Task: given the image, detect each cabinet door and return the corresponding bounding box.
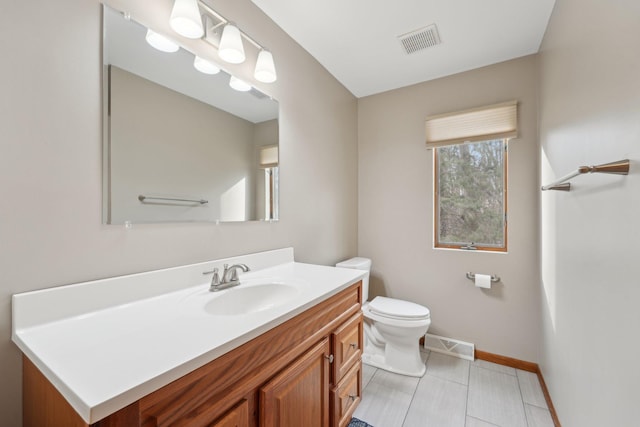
[260,338,331,427]
[331,312,363,383]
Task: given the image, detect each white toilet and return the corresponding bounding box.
[336,257,431,377]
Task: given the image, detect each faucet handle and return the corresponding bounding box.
[203,267,221,287]
[229,267,241,282]
[211,268,221,285]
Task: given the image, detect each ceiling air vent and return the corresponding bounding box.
[398,24,441,54]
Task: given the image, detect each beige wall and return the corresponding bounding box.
[538,0,640,425]
[358,55,540,362]
[0,0,357,424]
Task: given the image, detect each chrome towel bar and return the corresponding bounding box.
[466,272,500,283]
[541,159,629,191]
[138,195,208,204]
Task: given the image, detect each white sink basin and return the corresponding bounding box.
[180,278,307,316]
[204,283,300,316]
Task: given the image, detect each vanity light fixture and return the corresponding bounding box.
[170,0,204,39]
[254,49,277,83]
[229,75,252,92]
[193,56,221,74]
[165,0,278,83]
[145,29,180,53]
[218,23,246,64]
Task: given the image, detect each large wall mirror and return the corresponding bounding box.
[102,5,279,224]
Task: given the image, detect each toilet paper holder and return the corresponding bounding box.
[466,272,500,283]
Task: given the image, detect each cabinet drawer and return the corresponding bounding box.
[147,397,251,427]
[331,361,362,427]
[210,400,249,427]
[331,312,363,383]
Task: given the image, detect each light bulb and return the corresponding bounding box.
[145,29,179,53]
[218,24,245,64]
[170,0,204,39]
[254,49,277,83]
[194,56,221,74]
[229,76,251,92]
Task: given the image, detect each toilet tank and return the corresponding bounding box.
[336,257,371,302]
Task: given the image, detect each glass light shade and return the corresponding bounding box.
[170,0,204,39]
[145,29,179,53]
[193,56,221,74]
[229,76,252,92]
[254,49,277,83]
[218,24,245,64]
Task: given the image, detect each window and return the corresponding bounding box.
[434,139,507,251]
[426,100,516,252]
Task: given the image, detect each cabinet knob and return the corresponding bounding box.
[325,354,334,364]
[349,343,358,349]
[348,394,357,401]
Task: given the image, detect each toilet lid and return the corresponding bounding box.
[368,296,430,320]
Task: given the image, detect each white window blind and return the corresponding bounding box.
[425,100,518,148]
[259,145,278,168]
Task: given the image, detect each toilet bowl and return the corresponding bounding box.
[336,258,431,377]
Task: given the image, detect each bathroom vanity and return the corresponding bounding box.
[13,249,365,426]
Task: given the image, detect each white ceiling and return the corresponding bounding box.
[251,0,556,98]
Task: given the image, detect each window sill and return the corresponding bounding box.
[433,246,508,254]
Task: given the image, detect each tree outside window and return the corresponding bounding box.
[435,139,507,251]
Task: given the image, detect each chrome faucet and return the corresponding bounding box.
[205,263,250,292]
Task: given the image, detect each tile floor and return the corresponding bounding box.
[353,350,555,427]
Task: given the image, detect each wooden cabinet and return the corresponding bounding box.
[23,281,363,427]
[258,311,363,427]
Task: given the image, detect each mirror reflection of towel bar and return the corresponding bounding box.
[138,195,208,205]
[466,272,500,283]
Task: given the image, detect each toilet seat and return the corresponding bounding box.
[367,296,430,321]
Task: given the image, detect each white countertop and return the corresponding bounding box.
[12,249,365,423]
